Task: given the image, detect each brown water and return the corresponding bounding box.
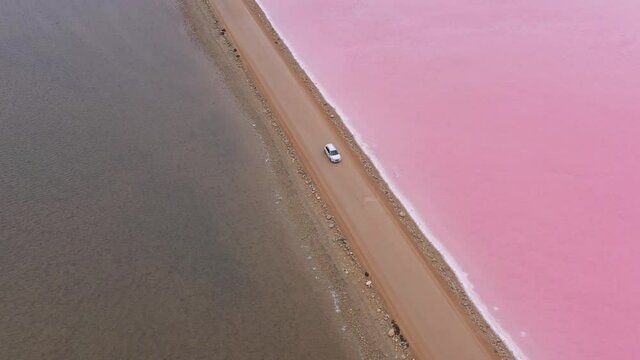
[0,0,360,358]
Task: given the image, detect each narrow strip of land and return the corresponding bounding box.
[208,1,497,358]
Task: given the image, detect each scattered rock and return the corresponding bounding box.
[325,214,332,220]
[388,328,396,337]
[365,280,372,287]
[330,114,335,118]
[392,322,401,335]
[399,211,406,217]
[328,223,335,229]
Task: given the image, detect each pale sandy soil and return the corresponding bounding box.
[185,0,516,359]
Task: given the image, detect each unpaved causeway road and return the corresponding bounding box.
[208,0,499,359]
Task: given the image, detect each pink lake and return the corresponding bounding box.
[256,0,640,359]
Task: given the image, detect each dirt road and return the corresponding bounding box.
[208,1,499,358]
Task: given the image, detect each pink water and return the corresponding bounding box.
[256,0,640,358]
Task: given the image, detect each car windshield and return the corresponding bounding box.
[329,149,339,155]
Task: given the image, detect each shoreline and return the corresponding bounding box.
[249,1,524,358]
[205,0,516,358]
[179,1,409,358]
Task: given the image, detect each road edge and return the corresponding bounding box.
[210,0,517,358]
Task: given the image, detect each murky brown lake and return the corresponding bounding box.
[0,0,361,358]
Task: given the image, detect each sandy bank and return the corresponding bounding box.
[205,0,515,358]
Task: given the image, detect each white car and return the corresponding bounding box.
[324,143,342,163]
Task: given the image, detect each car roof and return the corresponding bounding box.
[325,143,337,151]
